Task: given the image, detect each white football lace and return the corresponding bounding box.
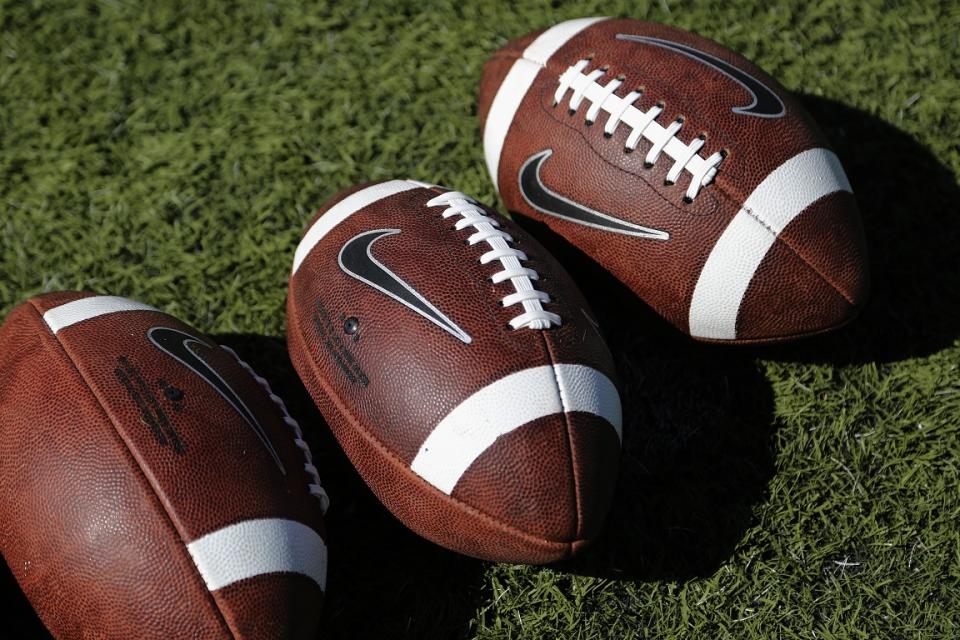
[555,59,726,201]
[425,191,562,331]
[221,345,330,514]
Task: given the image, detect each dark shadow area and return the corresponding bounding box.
[516,96,958,579]
[213,333,484,640]
[517,218,777,582]
[758,95,959,365]
[1,557,49,639]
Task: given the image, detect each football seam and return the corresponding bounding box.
[288,311,588,553]
[490,49,858,311]
[540,332,584,544]
[530,81,724,218]
[490,48,726,227]
[25,299,237,640]
[691,307,862,345]
[491,46,732,195]
[492,23,781,183]
[535,57,730,166]
[736,197,860,307]
[219,345,330,514]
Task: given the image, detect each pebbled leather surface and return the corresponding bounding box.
[480,18,869,342]
[0,292,326,639]
[287,182,621,563]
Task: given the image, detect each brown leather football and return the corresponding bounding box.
[0,292,328,639]
[287,180,622,564]
[480,17,870,343]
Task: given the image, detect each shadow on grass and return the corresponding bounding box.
[522,96,959,580]
[516,218,777,582]
[758,95,960,365]
[213,333,484,640]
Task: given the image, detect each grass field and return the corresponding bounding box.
[2,0,959,638]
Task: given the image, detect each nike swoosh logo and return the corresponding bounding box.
[338,229,472,344]
[147,327,286,473]
[616,34,786,118]
[519,149,670,240]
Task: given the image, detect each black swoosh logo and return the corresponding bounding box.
[616,34,786,118]
[338,229,472,344]
[519,149,670,240]
[147,327,285,473]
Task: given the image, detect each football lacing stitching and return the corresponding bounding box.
[555,59,725,201]
[221,345,330,514]
[425,191,562,331]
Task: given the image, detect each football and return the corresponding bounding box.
[287,180,622,564]
[0,292,328,639]
[480,17,870,343]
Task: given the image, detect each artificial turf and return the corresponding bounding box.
[1,0,958,638]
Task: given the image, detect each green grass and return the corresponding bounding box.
[2,0,959,638]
